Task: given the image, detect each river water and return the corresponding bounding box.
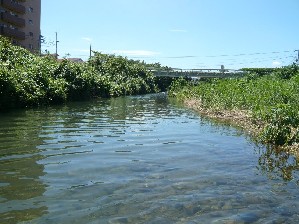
[0,94,298,223]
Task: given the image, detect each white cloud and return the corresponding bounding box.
[169,29,187,33]
[112,50,160,57]
[272,61,281,67]
[82,37,92,42]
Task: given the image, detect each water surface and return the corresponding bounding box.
[0,94,298,223]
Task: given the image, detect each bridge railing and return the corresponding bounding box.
[148,67,245,78]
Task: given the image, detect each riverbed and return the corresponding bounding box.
[0,94,298,223]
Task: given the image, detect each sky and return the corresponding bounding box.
[41,0,299,69]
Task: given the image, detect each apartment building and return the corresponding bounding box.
[0,0,41,53]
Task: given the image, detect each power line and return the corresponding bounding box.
[126,50,296,68]
[53,48,297,68]
[161,50,293,59]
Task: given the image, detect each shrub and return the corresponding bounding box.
[169,64,299,147]
[0,36,166,111]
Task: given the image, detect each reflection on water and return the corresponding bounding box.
[256,145,299,182]
[0,94,299,223]
[0,110,48,223]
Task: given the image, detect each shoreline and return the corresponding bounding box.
[183,98,299,158]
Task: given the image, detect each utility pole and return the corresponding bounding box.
[55,32,59,59]
[295,50,299,64]
[38,34,41,56]
[89,44,92,59]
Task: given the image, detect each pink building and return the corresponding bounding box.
[0,0,41,53]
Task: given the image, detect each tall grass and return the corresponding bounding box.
[169,65,299,147]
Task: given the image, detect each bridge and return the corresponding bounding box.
[149,66,245,79]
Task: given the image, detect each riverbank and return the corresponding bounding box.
[183,98,299,157]
[169,66,299,157]
[184,98,259,134]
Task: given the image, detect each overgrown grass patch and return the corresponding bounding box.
[169,64,299,149]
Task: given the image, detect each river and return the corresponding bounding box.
[0,94,298,223]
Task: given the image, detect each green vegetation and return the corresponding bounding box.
[169,64,299,149]
[0,36,174,111]
[3,35,298,150]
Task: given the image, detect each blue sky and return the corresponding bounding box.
[41,0,299,69]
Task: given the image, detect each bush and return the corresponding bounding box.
[169,64,299,147]
[0,36,166,111]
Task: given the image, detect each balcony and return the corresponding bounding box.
[1,12,25,27]
[1,0,26,14]
[0,26,25,40]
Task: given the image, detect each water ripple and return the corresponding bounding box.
[0,94,299,223]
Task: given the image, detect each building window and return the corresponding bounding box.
[28,7,34,13]
[29,19,33,25]
[29,32,33,37]
[29,44,33,49]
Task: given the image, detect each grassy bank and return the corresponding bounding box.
[0,36,175,111]
[169,65,299,153]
